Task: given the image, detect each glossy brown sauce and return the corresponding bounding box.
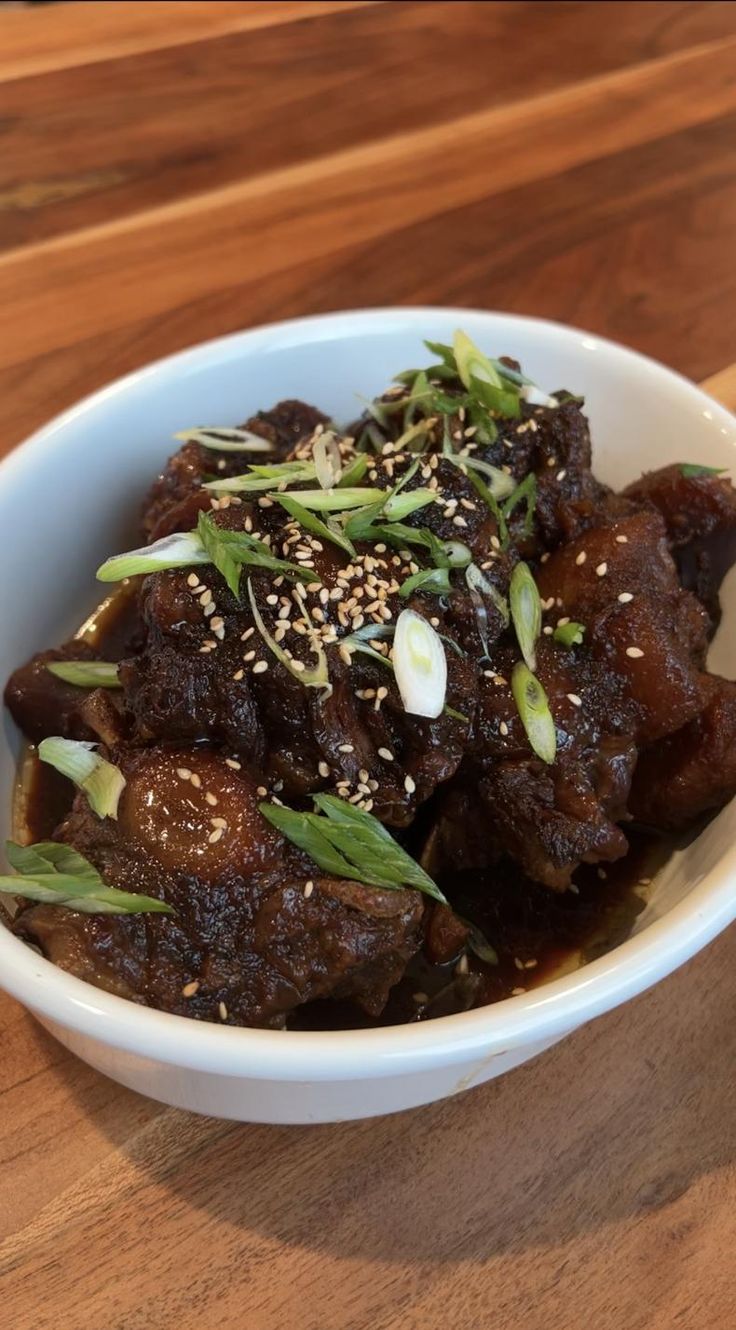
[18,588,672,1028]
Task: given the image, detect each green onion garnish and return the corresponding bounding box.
[399,567,453,599]
[313,431,343,489]
[260,794,447,903]
[511,662,556,765]
[173,427,275,453]
[196,512,316,597]
[455,455,516,499]
[268,486,386,512]
[246,579,330,693]
[0,841,173,915]
[442,540,472,568]
[204,460,316,493]
[338,453,369,487]
[393,608,447,718]
[553,621,585,648]
[97,531,209,582]
[463,467,509,547]
[502,472,537,535]
[680,463,727,478]
[37,737,126,819]
[510,562,541,671]
[46,661,121,688]
[271,492,356,558]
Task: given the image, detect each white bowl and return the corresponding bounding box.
[1,308,735,1124]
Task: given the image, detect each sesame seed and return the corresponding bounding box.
[252,660,269,674]
[567,693,583,707]
[218,1001,228,1021]
[413,991,429,1004]
[210,615,224,631]
[338,743,354,753]
[546,456,556,468]
[187,573,199,588]
[543,625,553,635]
[204,603,215,617]
[452,515,468,528]
[304,880,314,898]
[266,594,278,606]
[339,644,353,666]
[556,469,567,481]
[626,646,644,658]
[205,791,218,806]
[290,659,306,672]
[199,590,213,607]
[513,956,525,971]
[210,816,227,829]
[490,535,501,551]
[524,959,538,970]
[208,827,224,844]
[182,980,200,998]
[225,758,241,770]
[243,650,256,662]
[358,768,370,783]
[575,551,587,566]
[511,987,526,996]
[258,497,273,508]
[615,534,629,543]
[318,761,330,778]
[176,767,192,781]
[257,786,268,797]
[597,867,608,880]
[618,592,634,603]
[595,562,608,577]
[404,775,416,794]
[639,876,652,886]
[190,774,202,789]
[499,721,509,736]
[540,551,550,563]
[241,627,254,641]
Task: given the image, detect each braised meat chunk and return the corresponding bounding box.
[14,747,423,1026]
[5,333,736,1029]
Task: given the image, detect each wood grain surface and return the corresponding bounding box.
[0,4,735,1328]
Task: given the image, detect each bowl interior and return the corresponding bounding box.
[1,308,735,1011]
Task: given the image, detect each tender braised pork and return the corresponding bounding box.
[629,676,736,831]
[142,400,329,541]
[536,507,711,743]
[13,747,423,1026]
[623,464,736,623]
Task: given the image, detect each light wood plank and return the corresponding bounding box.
[3,1,735,250]
[0,35,734,374]
[700,362,736,412]
[0,1,376,83]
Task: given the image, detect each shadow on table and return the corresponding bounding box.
[52,924,736,1266]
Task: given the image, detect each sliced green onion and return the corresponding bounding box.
[453,330,504,392]
[553,621,585,648]
[383,487,436,521]
[463,467,509,547]
[399,567,452,599]
[456,455,516,499]
[520,385,558,408]
[442,540,472,568]
[38,737,126,819]
[313,431,343,489]
[511,662,556,765]
[197,511,315,594]
[173,426,274,452]
[46,661,121,689]
[392,418,436,453]
[510,561,541,671]
[97,531,208,582]
[502,472,537,535]
[271,492,356,557]
[1,841,172,915]
[204,461,316,493]
[271,486,385,512]
[247,579,330,693]
[680,463,727,478]
[466,563,510,626]
[393,608,447,719]
[338,453,369,487]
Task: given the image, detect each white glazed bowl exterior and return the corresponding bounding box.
[0,309,734,1123]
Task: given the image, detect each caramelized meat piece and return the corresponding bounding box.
[122,504,479,826]
[14,747,423,1026]
[629,676,736,830]
[468,641,637,889]
[141,399,328,540]
[536,508,710,742]
[5,641,103,744]
[623,464,736,621]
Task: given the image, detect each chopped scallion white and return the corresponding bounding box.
[97,531,207,582]
[393,608,447,719]
[38,737,126,819]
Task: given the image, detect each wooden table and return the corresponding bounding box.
[1,3,736,1326]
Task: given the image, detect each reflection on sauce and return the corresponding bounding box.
[16,588,679,1030]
